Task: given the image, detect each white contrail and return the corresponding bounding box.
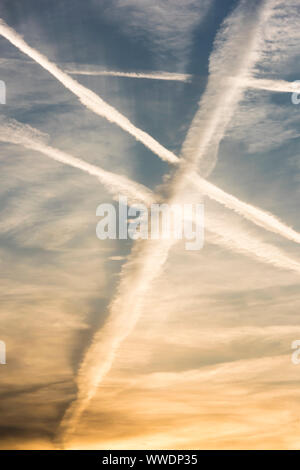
[67,69,192,82]
[180,0,274,177]
[205,214,300,275]
[0,120,154,206]
[0,18,178,165]
[191,174,300,244]
[68,68,300,92]
[58,236,177,443]
[247,77,300,94]
[1,16,299,246]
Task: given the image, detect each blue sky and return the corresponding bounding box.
[0,0,300,450]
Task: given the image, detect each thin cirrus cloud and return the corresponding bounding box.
[0,119,154,206]
[100,0,212,66]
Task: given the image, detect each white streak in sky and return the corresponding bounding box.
[191,175,300,244]
[67,69,192,82]
[247,78,300,94]
[67,68,300,92]
[0,120,154,206]
[180,0,274,177]
[59,236,177,443]
[205,214,300,275]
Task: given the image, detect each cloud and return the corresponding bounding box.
[100,0,212,67]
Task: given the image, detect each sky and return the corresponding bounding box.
[0,0,300,450]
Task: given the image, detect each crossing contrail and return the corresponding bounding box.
[0,16,299,246]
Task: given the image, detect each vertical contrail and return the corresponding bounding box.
[180,0,273,177]
[58,236,177,443]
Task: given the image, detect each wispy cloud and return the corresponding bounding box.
[0,119,154,206]
[100,0,212,67]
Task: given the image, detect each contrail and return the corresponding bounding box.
[0,120,154,206]
[247,77,300,94]
[68,67,300,92]
[67,69,192,82]
[191,174,300,244]
[58,236,177,443]
[1,16,299,246]
[205,214,300,275]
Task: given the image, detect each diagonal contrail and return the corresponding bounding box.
[1,17,299,246]
[0,119,154,206]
